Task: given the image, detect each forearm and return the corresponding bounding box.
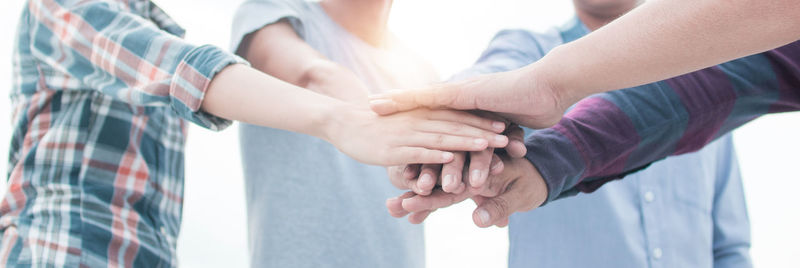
[241,21,368,102]
[202,64,343,140]
[529,43,800,202]
[527,0,800,105]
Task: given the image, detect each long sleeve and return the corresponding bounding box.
[450,29,555,81]
[709,138,753,268]
[27,0,245,129]
[528,41,800,203]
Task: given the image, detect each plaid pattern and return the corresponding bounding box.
[2,0,243,266]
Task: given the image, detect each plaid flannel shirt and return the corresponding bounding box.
[2,0,243,267]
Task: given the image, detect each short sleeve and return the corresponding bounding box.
[230,0,309,53]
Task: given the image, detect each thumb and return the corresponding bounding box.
[472,194,513,228]
[369,83,474,115]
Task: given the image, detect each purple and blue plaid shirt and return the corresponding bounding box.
[528,37,800,203]
[2,0,242,266]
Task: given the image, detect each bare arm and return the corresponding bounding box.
[534,0,800,104]
[238,20,369,102]
[369,0,800,128]
[201,64,510,166]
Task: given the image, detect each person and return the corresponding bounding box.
[396,1,753,267]
[228,0,455,266]
[1,0,510,266]
[386,5,800,229]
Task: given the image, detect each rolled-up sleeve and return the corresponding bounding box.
[28,0,245,130]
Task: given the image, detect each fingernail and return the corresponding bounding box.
[492,121,506,131]
[494,135,508,144]
[470,170,481,185]
[442,152,454,161]
[420,173,433,186]
[474,138,488,145]
[477,208,491,225]
[443,174,454,188]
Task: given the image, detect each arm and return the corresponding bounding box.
[709,138,753,268]
[32,0,508,166]
[534,0,800,102]
[390,42,800,220]
[528,43,800,203]
[237,20,369,102]
[369,0,800,129]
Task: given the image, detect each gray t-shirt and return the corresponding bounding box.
[231,1,434,267]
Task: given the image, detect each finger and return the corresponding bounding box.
[467,149,494,193]
[403,164,421,180]
[505,125,528,158]
[389,165,426,194]
[406,133,493,152]
[386,192,416,217]
[426,110,507,134]
[489,154,505,176]
[413,121,508,148]
[496,217,510,228]
[385,147,455,165]
[472,180,531,228]
[408,209,435,224]
[441,152,467,193]
[369,83,471,115]
[415,164,441,195]
[402,188,472,213]
[388,166,411,190]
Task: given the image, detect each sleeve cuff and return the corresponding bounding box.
[169,44,248,131]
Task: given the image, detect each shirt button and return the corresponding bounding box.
[160,226,167,235]
[644,191,655,203]
[653,248,663,259]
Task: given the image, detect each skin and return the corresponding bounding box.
[387,155,548,227]
[387,0,717,226]
[204,0,514,166]
[369,0,800,129]
[201,64,509,166]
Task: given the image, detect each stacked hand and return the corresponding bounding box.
[368,66,574,129]
[368,67,562,226]
[383,123,548,227]
[386,146,548,227]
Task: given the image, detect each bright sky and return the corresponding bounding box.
[0,1,797,267]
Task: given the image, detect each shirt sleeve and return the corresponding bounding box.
[708,136,753,268]
[230,0,306,53]
[528,41,800,204]
[450,29,549,81]
[27,0,245,130]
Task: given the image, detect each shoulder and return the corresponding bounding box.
[487,28,563,55]
[231,0,316,51]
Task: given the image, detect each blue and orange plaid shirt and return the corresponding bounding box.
[2,0,243,266]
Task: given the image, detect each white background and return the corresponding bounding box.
[0,1,798,267]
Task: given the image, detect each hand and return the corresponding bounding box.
[387,125,527,196]
[326,105,510,166]
[387,155,548,227]
[368,67,571,129]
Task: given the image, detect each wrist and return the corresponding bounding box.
[313,101,357,144]
[525,46,584,110]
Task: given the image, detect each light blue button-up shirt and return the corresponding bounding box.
[456,17,752,268]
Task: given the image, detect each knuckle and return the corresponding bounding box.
[491,197,511,218]
[433,134,447,145]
